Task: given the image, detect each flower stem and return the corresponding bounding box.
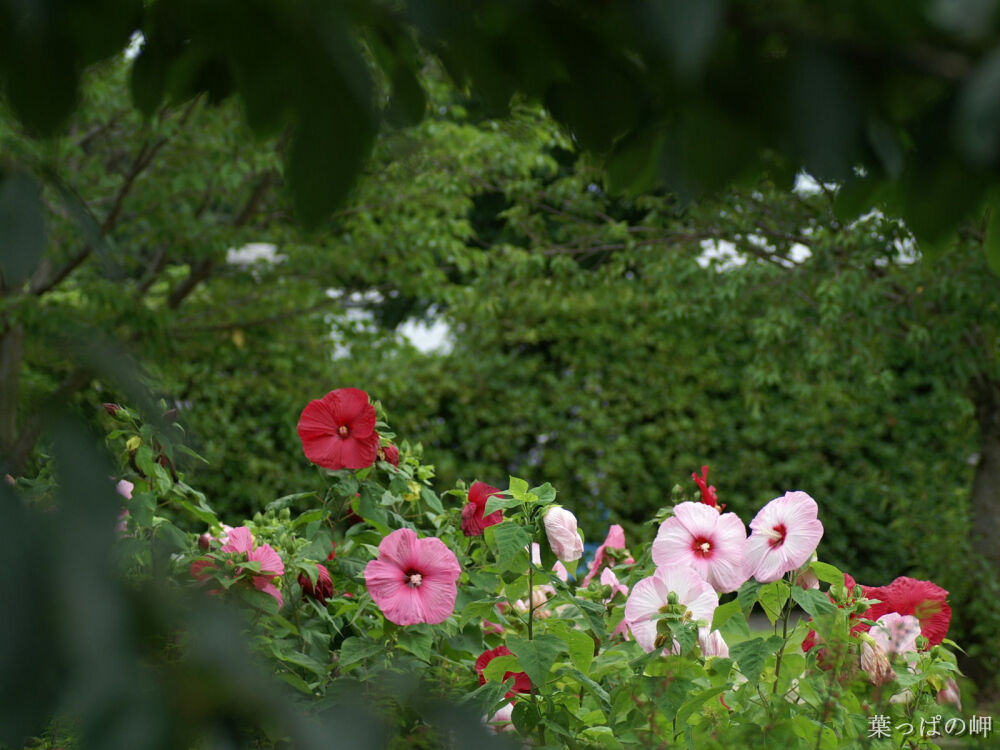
[772,578,794,695]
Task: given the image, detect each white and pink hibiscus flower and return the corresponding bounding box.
[743,491,824,583]
[652,502,747,594]
[364,528,461,626]
[624,565,718,653]
[543,506,584,562]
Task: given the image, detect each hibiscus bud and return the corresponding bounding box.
[542,506,584,562]
[860,640,895,686]
[379,443,400,467]
[198,533,213,551]
[3,474,14,486]
[115,479,134,500]
[102,403,122,416]
[299,564,334,604]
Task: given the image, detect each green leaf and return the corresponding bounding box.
[339,636,385,669]
[792,715,837,750]
[809,561,844,587]
[507,634,565,688]
[489,521,531,570]
[579,726,624,749]
[551,623,595,674]
[482,654,522,683]
[483,493,523,516]
[511,701,541,734]
[419,486,444,514]
[397,628,433,662]
[235,586,279,615]
[173,498,217,525]
[729,636,783,685]
[737,579,761,614]
[711,599,741,631]
[675,686,728,726]
[507,476,530,500]
[531,482,557,505]
[758,581,790,625]
[790,586,837,618]
[275,670,314,695]
[265,492,319,512]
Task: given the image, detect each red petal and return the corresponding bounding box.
[339,431,379,469]
[334,388,376,438]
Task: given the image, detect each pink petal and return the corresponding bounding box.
[778,518,824,572]
[222,526,254,555]
[255,580,284,608]
[249,543,285,576]
[412,573,458,624]
[410,535,462,582]
[376,528,420,570]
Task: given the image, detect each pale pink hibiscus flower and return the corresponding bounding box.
[624,565,718,653]
[365,528,461,625]
[600,566,628,602]
[743,491,824,583]
[699,628,729,658]
[870,613,921,656]
[581,524,633,586]
[652,502,747,593]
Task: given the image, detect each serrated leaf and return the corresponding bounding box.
[482,654,522,683]
[397,628,433,662]
[507,634,565,688]
[490,521,531,570]
[531,482,557,505]
[729,636,783,685]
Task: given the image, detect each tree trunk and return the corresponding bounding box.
[0,320,23,467]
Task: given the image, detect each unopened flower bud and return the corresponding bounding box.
[860,641,895,686]
[198,533,213,551]
[543,506,584,562]
[102,403,122,416]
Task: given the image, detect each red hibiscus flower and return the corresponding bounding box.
[475,646,531,698]
[297,388,379,470]
[863,576,952,647]
[461,481,504,536]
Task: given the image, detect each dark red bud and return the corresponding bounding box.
[198,533,212,550]
[102,403,122,416]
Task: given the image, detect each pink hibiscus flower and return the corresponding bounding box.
[461,481,504,536]
[364,528,461,625]
[543,506,584,562]
[652,502,747,593]
[191,526,285,607]
[624,565,718,653]
[743,491,824,583]
[581,524,632,586]
[297,388,379,470]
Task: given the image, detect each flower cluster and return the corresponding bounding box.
[623,483,825,655]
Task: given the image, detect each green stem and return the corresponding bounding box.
[772,579,794,694]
